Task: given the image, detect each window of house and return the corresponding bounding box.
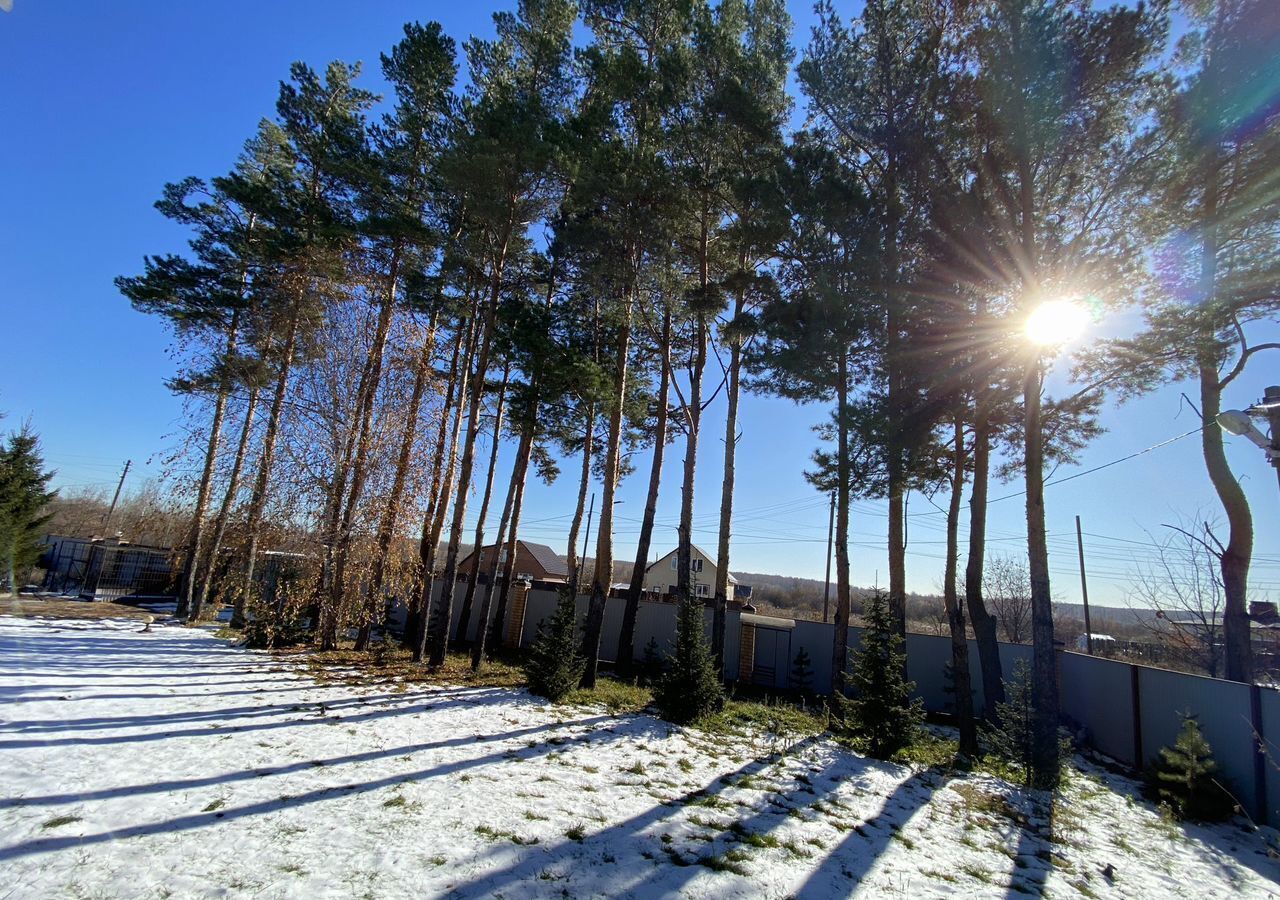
[696,583,709,597]
[671,557,678,570]
[691,558,704,573]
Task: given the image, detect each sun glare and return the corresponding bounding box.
[1025,299,1089,346]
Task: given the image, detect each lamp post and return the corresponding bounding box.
[1216,385,1280,494]
[1022,298,1089,789]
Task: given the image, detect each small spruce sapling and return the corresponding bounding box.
[986,658,1071,787]
[654,590,724,724]
[524,590,585,702]
[832,589,923,757]
[638,636,665,686]
[1147,715,1236,822]
[790,646,814,695]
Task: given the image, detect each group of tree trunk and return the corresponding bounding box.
[122,0,1278,792]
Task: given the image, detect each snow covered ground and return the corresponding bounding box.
[1,615,1277,899]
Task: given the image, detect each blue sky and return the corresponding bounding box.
[2,1,1278,608]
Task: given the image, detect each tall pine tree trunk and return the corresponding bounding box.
[235,295,302,628]
[944,414,977,755]
[579,295,634,688]
[471,426,523,668]
[428,248,507,667]
[321,252,403,650]
[355,315,440,650]
[457,366,510,644]
[677,315,706,605]
[564,404,595,597]
[191,387,259,622]
[413,316,477,660]
[964,403,1003,717]
[712,292,744,668]
[831,352,853,693]
[178,308,242,619]
[479,421,534,666]
[617,307,671,676]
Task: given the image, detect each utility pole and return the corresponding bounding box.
[576,492,595,594]
[822,490,835,623]
[103,460,131,531]
[1075,515,1093,655]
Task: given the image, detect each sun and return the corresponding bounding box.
[1025,299,1090,346]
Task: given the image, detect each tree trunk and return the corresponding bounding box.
[1024,359,1060,789]
[191,387,259,622]
[677,314,706,605]
[355,314,439,650]
[456,365,510,644]
[411,317,475,658]
[235,295,302,629]
[1199,359,1255,683]
[617,307,671,676]
[944,414,977,755]
[471,426,524,668]
[712,293,743,669]
[428,255,506,667]
[486,435,532,660]
[564,404,595,598]
[321,251,403,650]
[480,423,534,667]
[831,352,852,693]
[579,296,634,688]
[177,308,242,619]
[964,403,1004,717]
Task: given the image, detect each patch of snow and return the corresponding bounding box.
[0,616,1277,898]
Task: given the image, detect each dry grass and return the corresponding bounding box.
[2,595,158,621]
[294,643,526,690]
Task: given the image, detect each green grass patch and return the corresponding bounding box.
[41,815,81,829]
[565,823,588,841]
[564,677,652,714]
[695,699,826,740]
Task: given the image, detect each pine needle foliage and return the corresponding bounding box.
[638,637,665,687]
[654,591,724,724]
[524,590,584,703]
[832,590,923,758]
[790,646,814,695]
[986,659,1071,788]
[1147,715,1236,822]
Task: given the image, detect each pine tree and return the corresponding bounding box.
[524,590,585,703]
[833,589,923,758]
[654,590,724,725]
[1148,716,1236,822]
[0,425,56,594]
[789,646,814,695]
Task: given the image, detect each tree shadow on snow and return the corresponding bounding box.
[0,710,664,862]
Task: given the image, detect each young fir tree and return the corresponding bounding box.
[833,589,923,758]
[638,636,665,687]
[0,425,56,594]
[524,590,585,703]
[654,590,724,725]
[987,658,1072,788]
[790,646,814,695]
[1148,715,1236,822]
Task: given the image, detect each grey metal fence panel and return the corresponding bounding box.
[1059,651,1136,767]
[1261,688,1280,824]
[792,619,836,695]
[1138,666,1257,817]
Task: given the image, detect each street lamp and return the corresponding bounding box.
[1216,386,1280,491]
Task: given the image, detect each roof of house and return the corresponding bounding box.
[644,544,739,584]
[459,540,567,578]
[519,540,568,578]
